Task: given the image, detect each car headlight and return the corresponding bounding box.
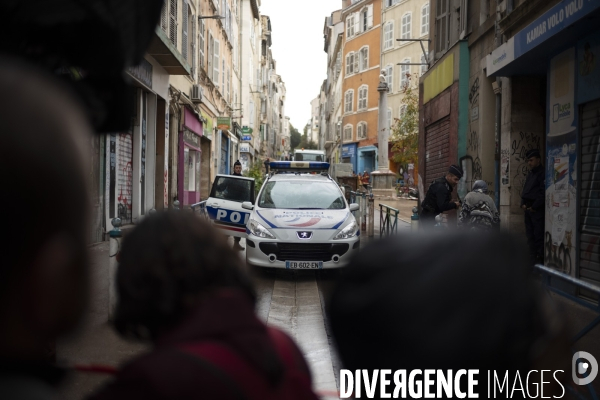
[333,219,358,240]
[248,218,275,239]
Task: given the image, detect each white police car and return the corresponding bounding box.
[242,161,360,269]
[205,174,255,238]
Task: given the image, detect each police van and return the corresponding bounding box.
[205,174,255,238]
[241,161,360,269]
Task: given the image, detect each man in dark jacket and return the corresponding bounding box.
[232,160,245,250]
[521,149,545,264]
[419,165,462,228]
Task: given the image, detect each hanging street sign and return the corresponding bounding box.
[242,126,253,134]
[217,117,231,130]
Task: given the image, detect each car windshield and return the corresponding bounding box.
[258,180,346,209]
[210,176,253,203]
[294,153,324,161]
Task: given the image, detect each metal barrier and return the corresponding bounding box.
[534,264,600,400]
[379,203,399,237]
[190,200,208,220]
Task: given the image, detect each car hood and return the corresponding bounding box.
[255,209,350,230]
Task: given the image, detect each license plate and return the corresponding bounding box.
[286,261,323,269]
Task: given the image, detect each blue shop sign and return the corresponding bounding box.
[241,135,252,141]
[342,144,356,158]
[514,0,600,58]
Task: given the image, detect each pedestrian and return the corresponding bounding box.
[361,170,370,190]
[89,212,319,400]
[232,159,245,251]
[521,149,545,264]
[0,56,92,398]
[458,180,500,231]
[328,231,571,398]
[419,164,462,229]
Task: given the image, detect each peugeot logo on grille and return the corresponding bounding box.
[297,231,313,240]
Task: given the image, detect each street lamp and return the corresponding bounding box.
[199,15,224,20]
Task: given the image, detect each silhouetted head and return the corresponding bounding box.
[114,211,256,341]
[472,180,488,193]
[0,56,91,360]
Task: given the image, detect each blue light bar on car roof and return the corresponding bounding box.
[269,161,330,170]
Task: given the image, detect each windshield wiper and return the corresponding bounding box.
[296,207,321,210]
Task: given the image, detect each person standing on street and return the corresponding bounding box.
[419,165,462,229]
[360,170,370,191]
[232,160,245,251]
[458,180,500,231]
[521,149,545,264]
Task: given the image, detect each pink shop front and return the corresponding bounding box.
[178,107,204,207]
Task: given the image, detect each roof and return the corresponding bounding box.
[268,173,333,183]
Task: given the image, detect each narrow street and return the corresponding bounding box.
[57,197,414,400]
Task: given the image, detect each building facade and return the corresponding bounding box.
[341,0,382,174]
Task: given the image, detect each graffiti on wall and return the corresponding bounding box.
[511,131,543,196]
[544,232,572,274]
[469,77,480,105]
[501,149,510,185]
[468,131,479,153]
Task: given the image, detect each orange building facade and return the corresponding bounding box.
[340,0,381,174]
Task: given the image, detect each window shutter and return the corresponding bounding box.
[346,17,352,38]
[436,0,450,54]
[353,13,359,36]
[214,40,219,85]
[367,5,373,28]
[353,53,359,74]
[191,18,196,78]
[182,0,188,60]
[208,35,213,80]
[199,20,205,70]
[169,0,177,46]
[346,53,352,75]
[160,2,168,32]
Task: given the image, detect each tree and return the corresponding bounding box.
[390,81,419,168]
[290,123,301,150]
[243,160,267,195]
[298,124,318,150]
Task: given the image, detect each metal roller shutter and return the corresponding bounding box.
[579,99,600,288]
[424,116,450,185]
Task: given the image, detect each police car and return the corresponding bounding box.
[205,174,255,238]
[242,161,360,269]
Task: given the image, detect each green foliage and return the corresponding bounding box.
[290,123,301,150]
[391,82,419,167]
[243,160,267,195]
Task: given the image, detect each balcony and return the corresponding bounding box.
[147,27,191,75]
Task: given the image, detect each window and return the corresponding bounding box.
[213,39,220,85]
[421,3,430,36]
[222,59,225,94]
[227,67,230,102]
[386,0,400,7]
[383,22,394,50]
[358,85,368,110]
[199,19,205,70]
[360,5,373,32]
[436,0,450,54]
[421,54,428,75]
[344,90,354,113]
[385,64,393,92]
[400,59,410,88]
[346,52,358,75]
[335,51,342,78]
[359,47,369,71]
[387,108,392,129]
[399,105,407,119]
[346,14,355,38]
[357,122,367,139]
[344,124,353,141]
[402,13,412,39]
[249,55,253,86]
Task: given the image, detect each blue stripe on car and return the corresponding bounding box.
[256,210,278,228]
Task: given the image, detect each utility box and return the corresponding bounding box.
[330,163,353,180]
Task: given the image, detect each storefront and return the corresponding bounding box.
[487,0,600,286]
[357,145,378,174]
[341,143,358,173]
[178,107,203,206]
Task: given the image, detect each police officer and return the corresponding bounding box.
[420,165,463,229]
[232,160,244,251]
[521,149,545,264]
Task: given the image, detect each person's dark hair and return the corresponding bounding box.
[114,211,256,340]
[329,231,567,373]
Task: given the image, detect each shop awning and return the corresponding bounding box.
[487,0,600,77]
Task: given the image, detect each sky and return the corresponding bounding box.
[259,0,342,131]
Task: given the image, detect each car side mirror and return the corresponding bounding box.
[242,201,254,210]
[349,203,359,212]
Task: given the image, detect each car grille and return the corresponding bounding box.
[258,243,350,262]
